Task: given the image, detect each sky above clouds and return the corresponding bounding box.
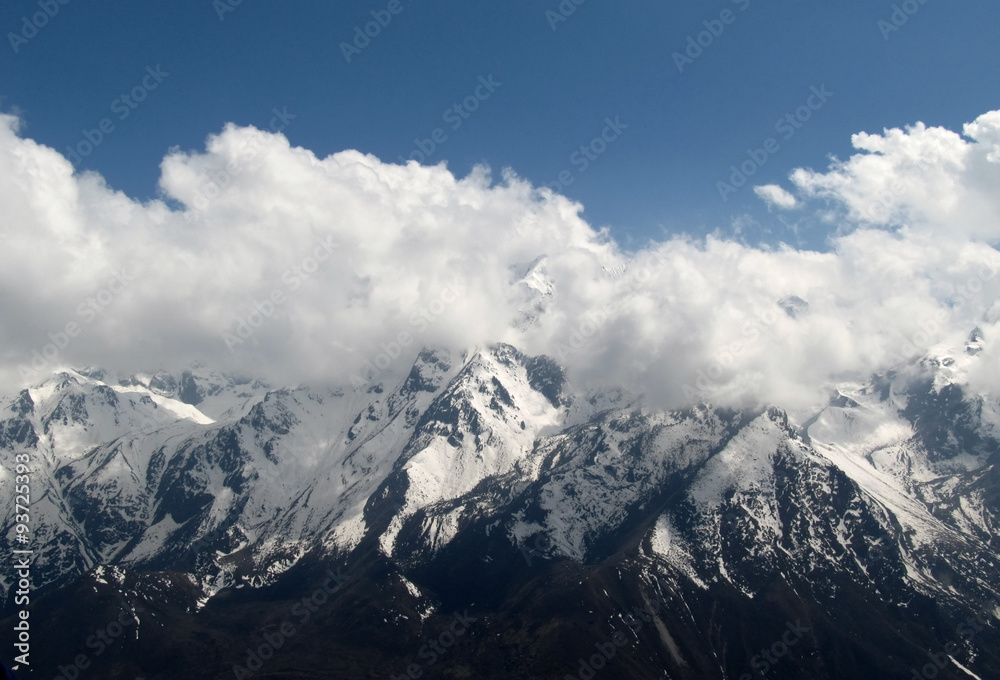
[1,1,999,413]
[2,0,999,247]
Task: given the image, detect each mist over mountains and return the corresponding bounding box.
[1,107,1000,679]
[2,110,1000,414]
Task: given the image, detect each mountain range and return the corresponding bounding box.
[2,334,998,679]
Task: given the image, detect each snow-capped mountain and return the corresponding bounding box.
[2,339,998,679]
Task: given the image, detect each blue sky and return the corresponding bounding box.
[2,0,998,251]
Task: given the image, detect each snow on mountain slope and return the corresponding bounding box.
[117,365,271,421]
[504,405,734,562]
[688,409,794,511]
[1,337,999,631]
[379,344,563,555]
[0,344,576,599]
[509,255,555,331]
[0,370,224,594]
[123,348,467,585]
[5,334,1000,680]
[806,353,1000,550]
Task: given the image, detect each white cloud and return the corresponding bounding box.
[754,184,798,210]
[1,109,999,414]
[788,112,1000,240]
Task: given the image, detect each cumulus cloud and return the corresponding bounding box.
[786,112,1000,240]
[754,184,799,210]
[1,109,999,414]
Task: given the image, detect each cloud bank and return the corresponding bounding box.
[1,110,998,412]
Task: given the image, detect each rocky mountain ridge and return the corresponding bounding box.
[2,340,998,678]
